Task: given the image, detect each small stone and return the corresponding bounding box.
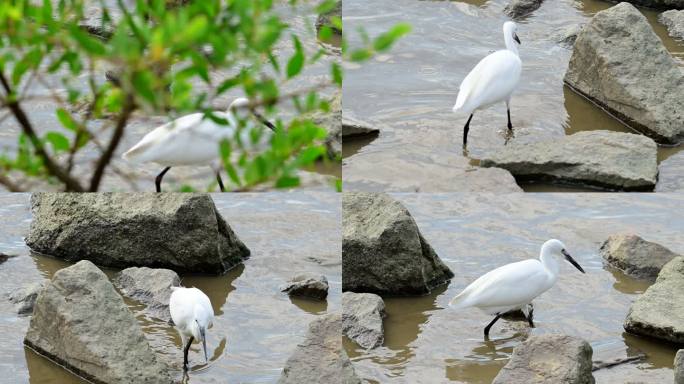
[282,273,329,300]
[600,234,680,280]
[342,292,386,349]
[8,281,47,316]
[504,0,544,19]
[114,267,180,322]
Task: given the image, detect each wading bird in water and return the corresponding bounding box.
[449,239,585,338]
[452,21,522,148]
[122,97,275,192]
[169,286,214,372]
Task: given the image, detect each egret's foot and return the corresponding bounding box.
[527,305,534,327]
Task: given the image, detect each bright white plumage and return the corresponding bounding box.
[170,286,215,371]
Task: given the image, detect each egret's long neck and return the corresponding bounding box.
[504,30,518,56]
[539,249,560,278]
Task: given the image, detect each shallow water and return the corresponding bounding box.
[0,2,339,192]
[0,192,341,383]
[342,0,684,192]
[344,193,684,383]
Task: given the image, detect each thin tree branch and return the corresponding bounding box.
[0,72,85,191]
[88,94,135,191]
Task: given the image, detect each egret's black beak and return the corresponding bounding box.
[514,33,521,45]
[200,328,208,363]
[562,249,585,273]
[250,110,276,132]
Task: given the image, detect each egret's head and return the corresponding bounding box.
[504,21,521,45]
[542,239,585,273]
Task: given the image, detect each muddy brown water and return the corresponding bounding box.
[0,2,339,192]
[0,193,341,383]
[344,193,684,383]
[342,0,684,192]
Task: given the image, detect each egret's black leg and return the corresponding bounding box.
[507,108,513,131]
[527,306,534,327]
[183,336,194,372]
[484,314,502,337]
[463,113,474,147]
[216,171,225,192]
[155,167,171,193]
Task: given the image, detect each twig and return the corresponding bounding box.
[88,94,135,191]
[0,71,85,191]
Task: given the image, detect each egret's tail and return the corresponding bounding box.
[448,291,471,309]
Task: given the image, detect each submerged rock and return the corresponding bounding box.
[25,260,172,384]
[492,334,594,384]
[600,234,679,280]
[479,131,658,191]
[564,3,684,145]
[114,267,180,322]
[342,115,380,138]
[556,23,584,48]
[342,292,386,349]
[656,151,684,192]
[282,273,329,300]
[676,349,684,384]
[26,193,250,274]
[660,10,684,40]
[504,0,544,19]
[8,281,47,316]
[625,257,684,343]
[278,313,359,384]
[342,192,454,295]
[316,0,341,34]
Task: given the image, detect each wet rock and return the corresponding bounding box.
[342,192,454,295]
[278,313,359,384]
[675,349,684,384]
[26,193,250,274]
[564,3,684,145]
[504,0,544,19]
[0,253,9,263]
[25,260,172,384]
[625,257,684,343]
[479,131,658,191]
[342,292,385,349]
[316,0,341,34]
[600,234,680,280]
[282,273,329,300]
[114,267,180,322]
[311,91,342,159]
[556,23,584,48]
[660,10,684,40]
[622,0,684,10]
[8,281,47,316]
[656,152,684,192]
[492,334,594,384]
[342,115,380,138]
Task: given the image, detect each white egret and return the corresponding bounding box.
[122,98,275,192]
[169,286,215,371]
[453,21,522,147]
[449,239,585,337]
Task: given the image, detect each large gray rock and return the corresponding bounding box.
[623,0,684,10]
[282,273,329,300]
[278,313,360,384]
[342,292,385,349]
[676,349,684,384]
[8,281,47,316]
[492,334,595,384]
[660,10,684,40]
[24,260,172,384]
[600,234,680,280]
[114,267,180,322]
[625,257,684,343]
[656,151,684,192]
[342,192,454,295]
[479,131,658,191]
[564,3,684,145]
[504,0,544,19]
[26,193,250,274]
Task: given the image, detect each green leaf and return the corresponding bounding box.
[331,62,342,86]
[275,174,299,188]
[56,108,78,131]
[132,71,156,106]
[44,132,70,153]
[69,25,106,55]
[286,36,304,79]
[373,23,412,52]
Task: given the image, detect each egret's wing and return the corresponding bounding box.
[454,50,521,113]
[169,288,194,330]
[450,259,549,309]
[122,113,206,162]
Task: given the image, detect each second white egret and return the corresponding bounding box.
[452,21,522,147]
[122,98,275,192]
[449,239,585,337]
[169,286,215,372]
